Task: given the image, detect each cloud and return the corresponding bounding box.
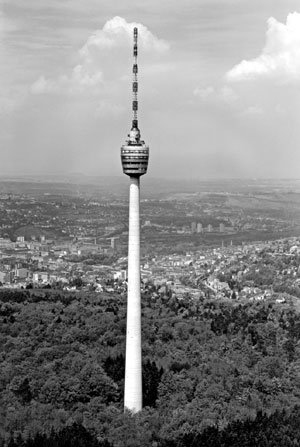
[242,105,264,116]
[30,16,169,96]
[226,12,300,83]
[193,86,215,100]
[80,16,169,58]
[193,85,238,105]
[31,67,103,95]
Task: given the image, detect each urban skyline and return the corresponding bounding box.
[0,0,300,179]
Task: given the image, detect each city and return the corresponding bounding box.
[0,177,299,303]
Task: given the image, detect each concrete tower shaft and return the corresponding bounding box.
[124,177,142,411]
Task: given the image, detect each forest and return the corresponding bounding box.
[2,286,300,445]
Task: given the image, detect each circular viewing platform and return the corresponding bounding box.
[121,143,149,177]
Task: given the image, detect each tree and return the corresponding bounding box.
[143,360,164,408]
[70,277,83,288]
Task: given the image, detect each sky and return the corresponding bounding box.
[0,0,300,179]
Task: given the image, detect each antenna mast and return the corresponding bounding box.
[132,27,139,133]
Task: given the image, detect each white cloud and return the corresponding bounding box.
[30,16,169,96]
[31,76,58,95]
[226,12,300,83]
[80,16,169,59]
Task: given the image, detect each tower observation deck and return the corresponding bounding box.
[121,27,149,177]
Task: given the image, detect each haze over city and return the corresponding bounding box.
[1,0,299,179]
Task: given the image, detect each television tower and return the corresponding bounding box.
[121,27,149,412]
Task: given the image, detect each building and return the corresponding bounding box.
[121,27,149,413]
[0,271,11,283]
[111,237,118,250]
[0,238,15,249]
[113,269,127,281]
[33,272,49,283]
[197,223,203,233]
[15,268,28,280]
